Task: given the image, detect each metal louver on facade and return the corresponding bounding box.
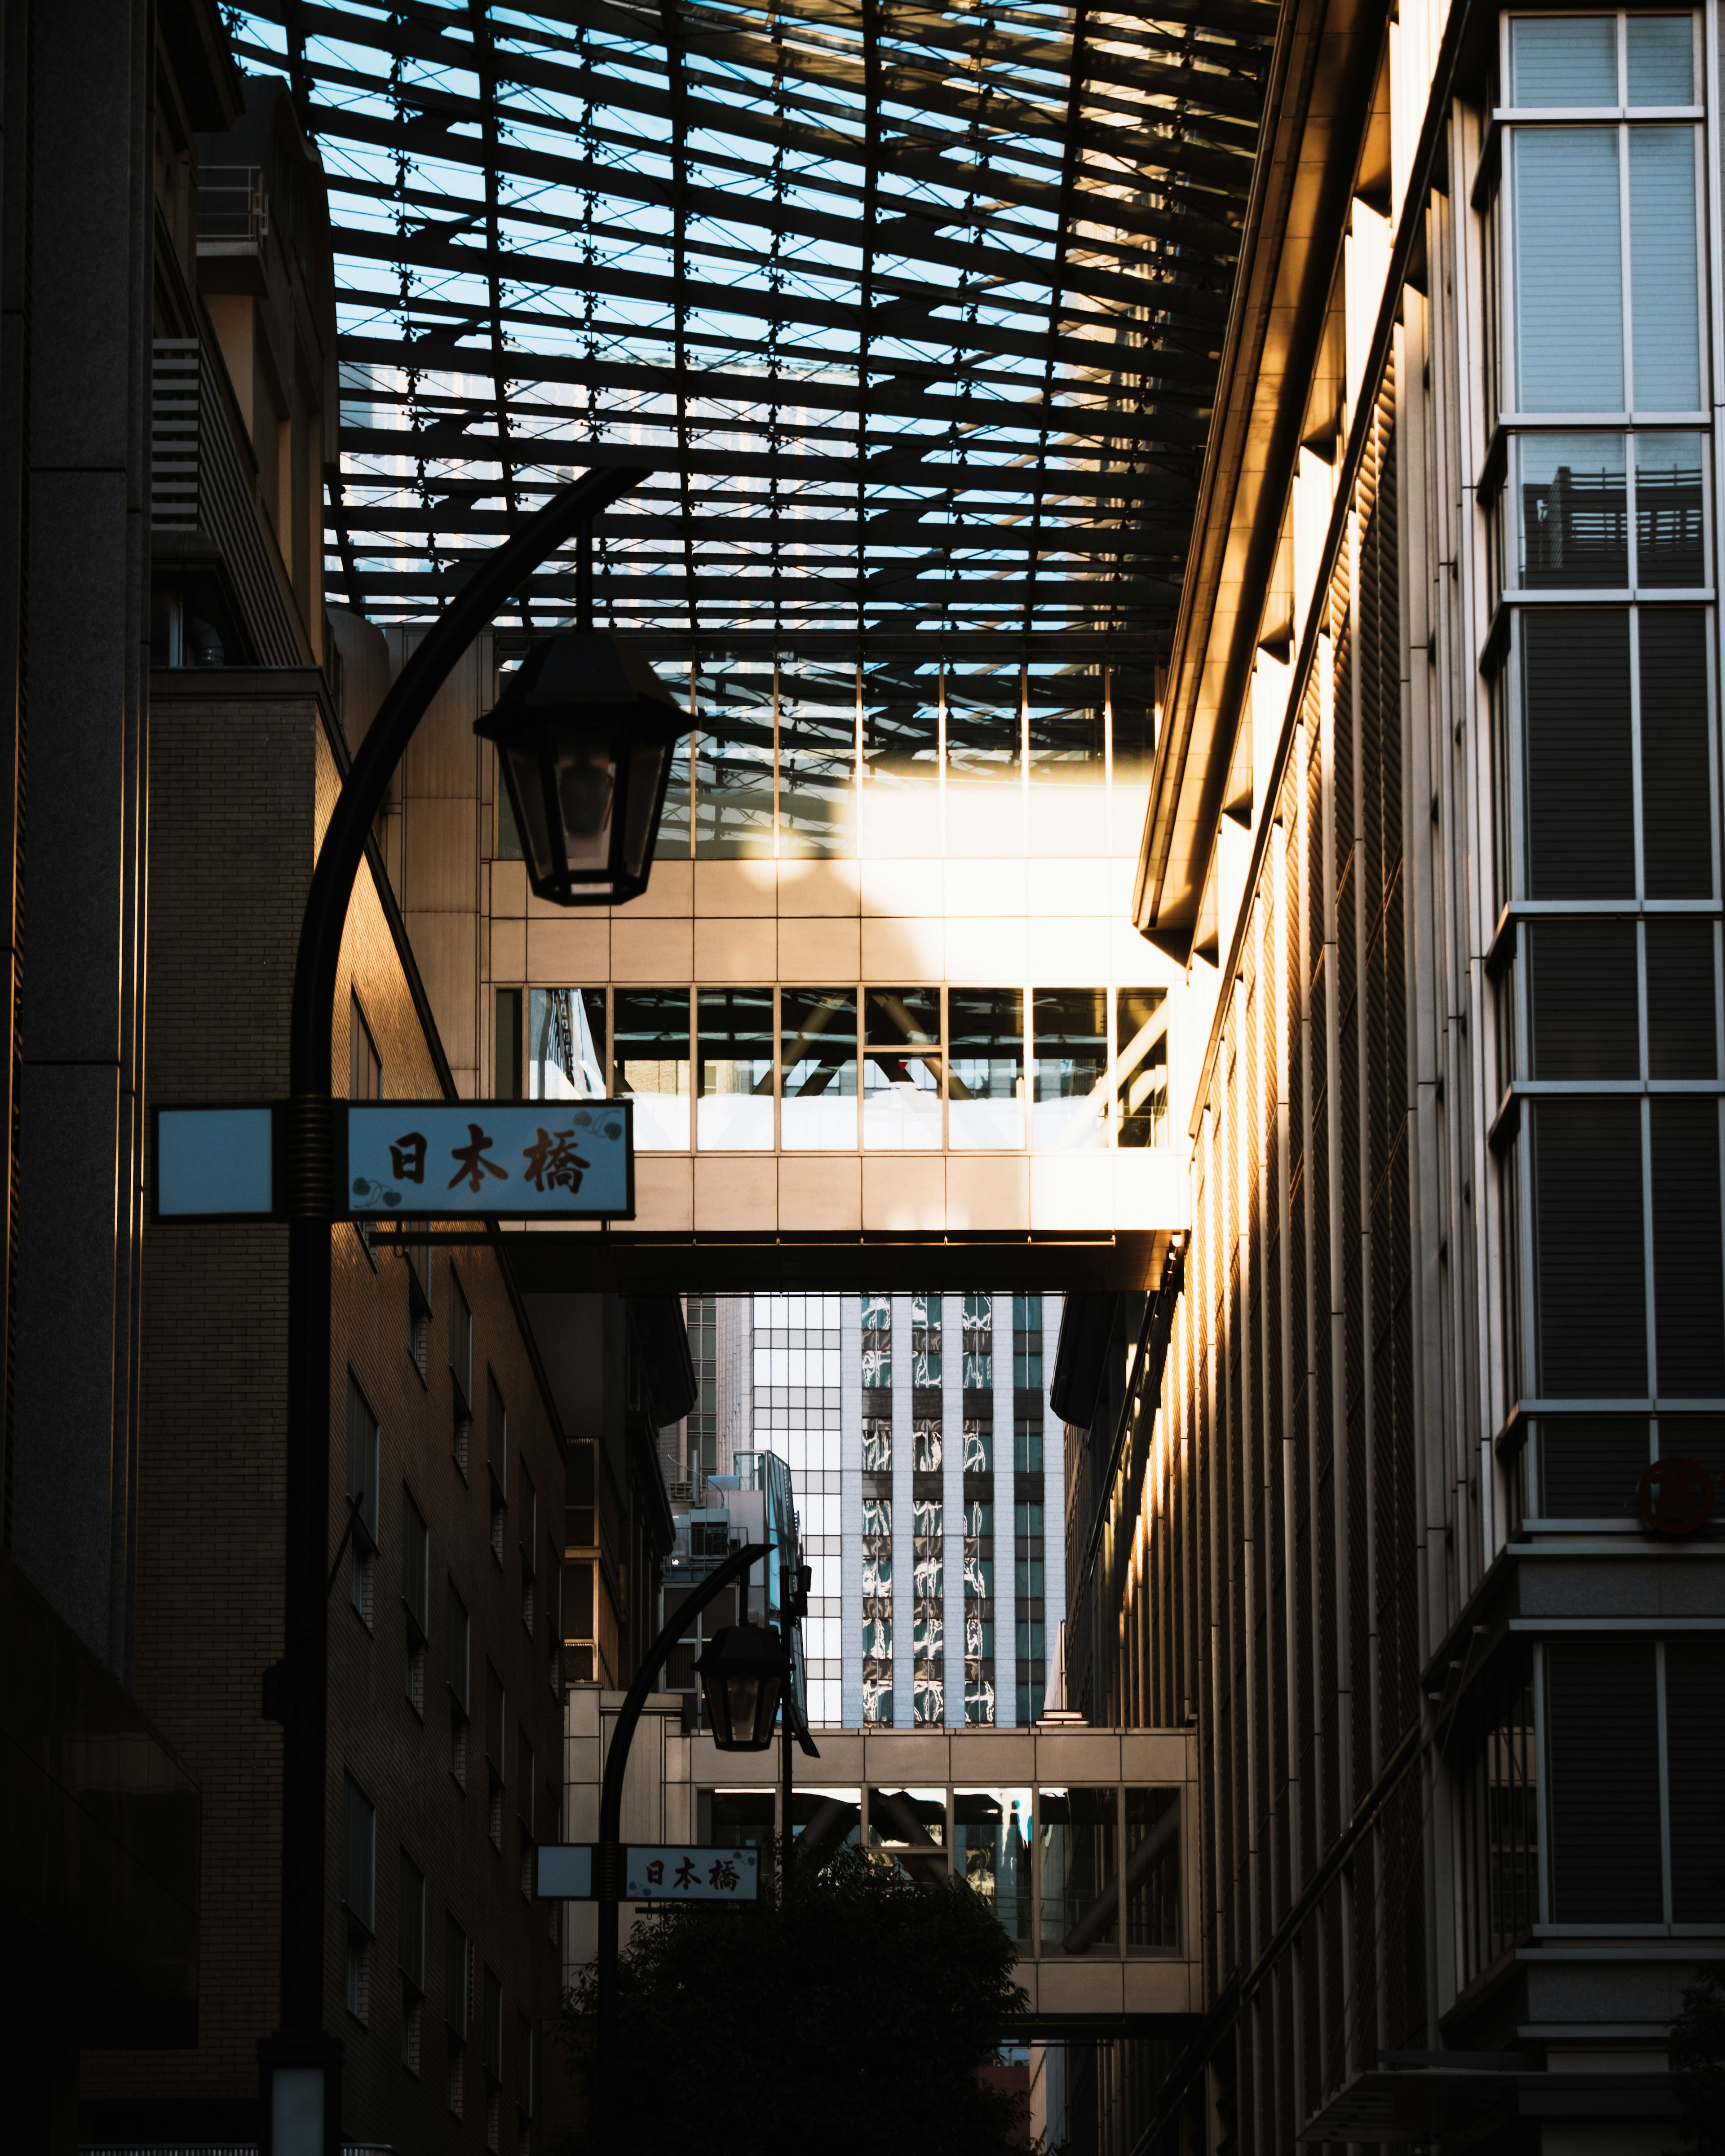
[150,337,308,667]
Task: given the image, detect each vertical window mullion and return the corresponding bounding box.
[1621,116,1637,412]
[1532,1642,1552,1924]
[1638,917,1651,1078]
[1655,1638,1674,1924]
[1643,1091,1660,1399]
[1630,606,1648,897]
[771,658,781,858]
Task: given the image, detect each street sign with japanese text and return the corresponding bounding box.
[151,1099,634,1222]
[624,1846,759,1902]
[532,1845,760,1902]
[347,1101,632,1218]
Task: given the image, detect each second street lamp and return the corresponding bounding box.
[475,630,685,906]
[694,1622,788,1752]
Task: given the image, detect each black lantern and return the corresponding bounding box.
[694,1622,787,1752]
[474,631,684,906]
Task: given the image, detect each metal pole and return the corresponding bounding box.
[781,1684,794,1899]
[270,468,645,2151]
[593,1540,767,2145]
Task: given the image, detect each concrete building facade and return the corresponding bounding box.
[1065,0,1725,2149]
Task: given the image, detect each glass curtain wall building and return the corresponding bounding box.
[683,1291,1064,1728]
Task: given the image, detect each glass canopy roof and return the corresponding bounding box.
[232,0,1274,663]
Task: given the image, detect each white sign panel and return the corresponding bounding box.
[347,1101,632,1218]
[535,1845,594,1900]
[155,1106,274,1218]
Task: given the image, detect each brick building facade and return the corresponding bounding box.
[80,674,568,2149]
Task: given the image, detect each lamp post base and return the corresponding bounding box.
[258,2031,344,2156]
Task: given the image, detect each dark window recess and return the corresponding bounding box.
[483,1966,503,2083]
[1666,1639,1725,1923]
[1546,1639,1663,1924]
[1639,609,1713,898]
[1646,917,1718,1078]
[495,988,523,1100]
[1538,1415,1649,1517]
[350,994,383,1102]
[564,1562,595,1639]
[1651,1097,1725,1397]
[1531,1099,1647,1396]
[1662,1415,1725,1491]
[1527,917,1639,1077]
[486,1373,507,1495]
[1522,610,1635,897]
[485,1662,505,1776]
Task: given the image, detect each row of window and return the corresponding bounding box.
[341,1776,540,2138]
[696,1783,1179,1955]
[499,983,1169,1151]
[495,656,1157,866]
[1487,17,1723,1441]
[1455,1635,1725,1992]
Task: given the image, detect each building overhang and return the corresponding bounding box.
[1132,0,1393,956]
[498,1227,1173,1296]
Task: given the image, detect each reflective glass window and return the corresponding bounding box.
[694,656,774,857]
[947,667,1021,857]
[780,988,858,1150]
[527,987,606,1100]
[698,1788,777,1852]
[1514,433,1627,587]
[862,987,942,1150]
[1627,13,1695,103]
[1033,989,1108,1150]
[868,1787,947,1883]
[1125,1788,1181,1954]
[1039,1786,1118,1953]
[1629,127,1701,410]
[1513,127,1624,411]
[1635,431,1706,584]
[1510,14,1618,105]
[949,989,1024,1149]
[791,1788,862,1866]
[612,988,690,1150]
[779,660,856,858]
[1027,667,1105,855]
[954,1789,1033,1945]
[1115,988,1169,1148]
[697,988,773,1150]
[861,659,939,856]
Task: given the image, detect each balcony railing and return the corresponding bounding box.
[196,164,269,248]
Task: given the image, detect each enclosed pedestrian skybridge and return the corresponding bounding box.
[563,1693,1201,2034]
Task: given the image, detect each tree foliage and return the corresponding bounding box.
[1674,1961,1725,2156]
[557,1843,1034,2156]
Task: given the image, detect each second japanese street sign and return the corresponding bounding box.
[533,1844,759,1903]
[348,1101,632,1218]
[624,1846,759,1901]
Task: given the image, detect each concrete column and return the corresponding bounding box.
[890,1291,912,1724]
[942,1291,963,1724]
[839,1291,862,1727]
[992,1288,1015,1727]
[1042,1292,1066,1718]
[11,3,152,1676]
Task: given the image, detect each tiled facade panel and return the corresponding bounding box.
[86,687,564,2152]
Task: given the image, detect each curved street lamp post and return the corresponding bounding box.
[261,468,648,2155]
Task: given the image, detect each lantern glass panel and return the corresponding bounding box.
[503,745,555,880]
[624,736,670,880]
[551,729,619,875]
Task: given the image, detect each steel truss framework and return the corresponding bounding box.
[236,0,1272,676]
